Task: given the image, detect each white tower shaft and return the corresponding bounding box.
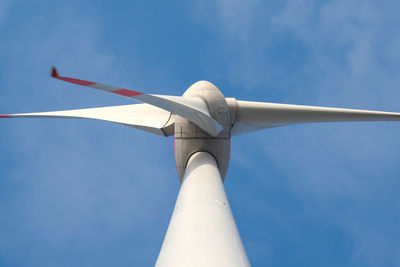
[156,152,250,267]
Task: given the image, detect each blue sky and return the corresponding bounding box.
[1,0,400,266]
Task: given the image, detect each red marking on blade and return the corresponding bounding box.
[50,67,96,86]
[112,89,143,97]
[56,76,96,86]
[0,114,11,118]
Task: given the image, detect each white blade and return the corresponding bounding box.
[232,100,400,136]
[0,104,172,136]
[51,67,222,136]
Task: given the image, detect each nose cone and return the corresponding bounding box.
[183,80,224,98]
[182,80,230,131]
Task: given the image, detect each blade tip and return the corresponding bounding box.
[0,114,11,118]
[51,66,59,78]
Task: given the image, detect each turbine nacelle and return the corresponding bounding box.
[175,80,232,181]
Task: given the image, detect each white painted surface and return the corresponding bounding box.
[141,94,223,137]
[53,70,222,136]
[86,78,223,136]
[9,104,171,136]
[156,152,250,267]
[232,100,400,136]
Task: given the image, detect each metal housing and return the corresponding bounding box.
[173,81,232,182]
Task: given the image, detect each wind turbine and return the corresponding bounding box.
[2,67,400,266]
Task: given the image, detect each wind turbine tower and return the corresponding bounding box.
[2,68,400,266]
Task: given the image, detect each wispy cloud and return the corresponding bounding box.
[0,0,12,30]
[270,1,400,264]
[186,0,400,266]
[273,0,400,105]
[0,3,176,266]
[2,1,400,266]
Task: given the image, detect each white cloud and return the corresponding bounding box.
[0,5,176,266]
[216,0,260,41]
[188,0,400,265]
[273,0,400,103]
[0,0,12,30]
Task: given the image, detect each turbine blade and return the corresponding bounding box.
[232,100,400,136]
[51,67,222,136]
[0,104,172,136]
